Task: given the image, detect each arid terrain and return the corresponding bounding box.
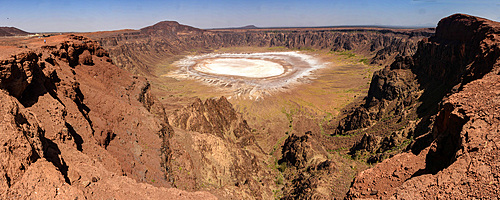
[1,13,499,199]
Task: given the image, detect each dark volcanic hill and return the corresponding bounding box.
[235,25,259,29]
[0,27,30,36]
[140,21,203,35]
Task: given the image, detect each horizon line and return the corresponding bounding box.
[4,23,436,34]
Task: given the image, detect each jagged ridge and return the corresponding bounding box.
[344,13,500,199]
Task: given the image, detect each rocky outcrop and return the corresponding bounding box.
[279,132,329,169]
[334,14,500,158]
[346,14,500,199]
[87,22,432,75]
[167,97,276,199]
[0,90,44,189]
[332,61,419,136]
[348,68,500,199]
[169,97,251,140]
[280,134,314,168]
[0,35,215,199]
[168,127,274,199]
[277,132,344,199]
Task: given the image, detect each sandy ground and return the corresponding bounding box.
[0,35,69,60]
[166,52,325,99]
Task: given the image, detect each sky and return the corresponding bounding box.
[1,0,499,32]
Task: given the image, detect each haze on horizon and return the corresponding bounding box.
[1,0,499,32]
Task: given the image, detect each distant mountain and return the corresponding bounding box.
[140,21,202,35]
[0,27,30,36]
[212,25,260,30]
[237,25,259,29]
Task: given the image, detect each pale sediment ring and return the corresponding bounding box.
[168,52,325,99]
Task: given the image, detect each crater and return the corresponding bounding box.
[167,52,325,99]
[194,58,285,78]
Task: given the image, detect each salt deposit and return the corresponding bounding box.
[166,52,325,99]
[194,58,285,78]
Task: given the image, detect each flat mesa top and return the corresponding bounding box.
[194,58,285,78]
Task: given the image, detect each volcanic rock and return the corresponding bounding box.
[346,13,500,199]
[279,132,329,168]
[0,90,44,190]
[3,12,498,200]
[0,27,30,37]
[332,13,500,155]
[0,35,215,199]
[278,132,341,199]
[167,96,276,199]
[170,96,251,140]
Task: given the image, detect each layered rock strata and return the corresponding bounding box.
[344,14,500,199]
[0,35,215,199]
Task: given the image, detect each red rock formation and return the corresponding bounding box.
[0,35,215,199]
[334,14,500,158]
[169,96,251,139]
[168,97,277,199]
[346,14,500,199]
[3,13,497,199]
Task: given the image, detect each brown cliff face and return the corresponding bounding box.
[167,97,277,199]
[0,35,215,199]
[345,14,500,199]
[278,132,353,199]
[86,22,432,76]
[334,14,500,153]
[0,89,44,189]
[170,96,251,139]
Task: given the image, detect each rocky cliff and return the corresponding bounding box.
[86,23,433,76]
[166,97,277,199]
[3,13,498,199]
[0,35,216,199]
[278,132,340,199]
[84,15,500,199]
[342,14,500,199]
[169,96,251,139]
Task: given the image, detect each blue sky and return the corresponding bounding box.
[1,0,499,32]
